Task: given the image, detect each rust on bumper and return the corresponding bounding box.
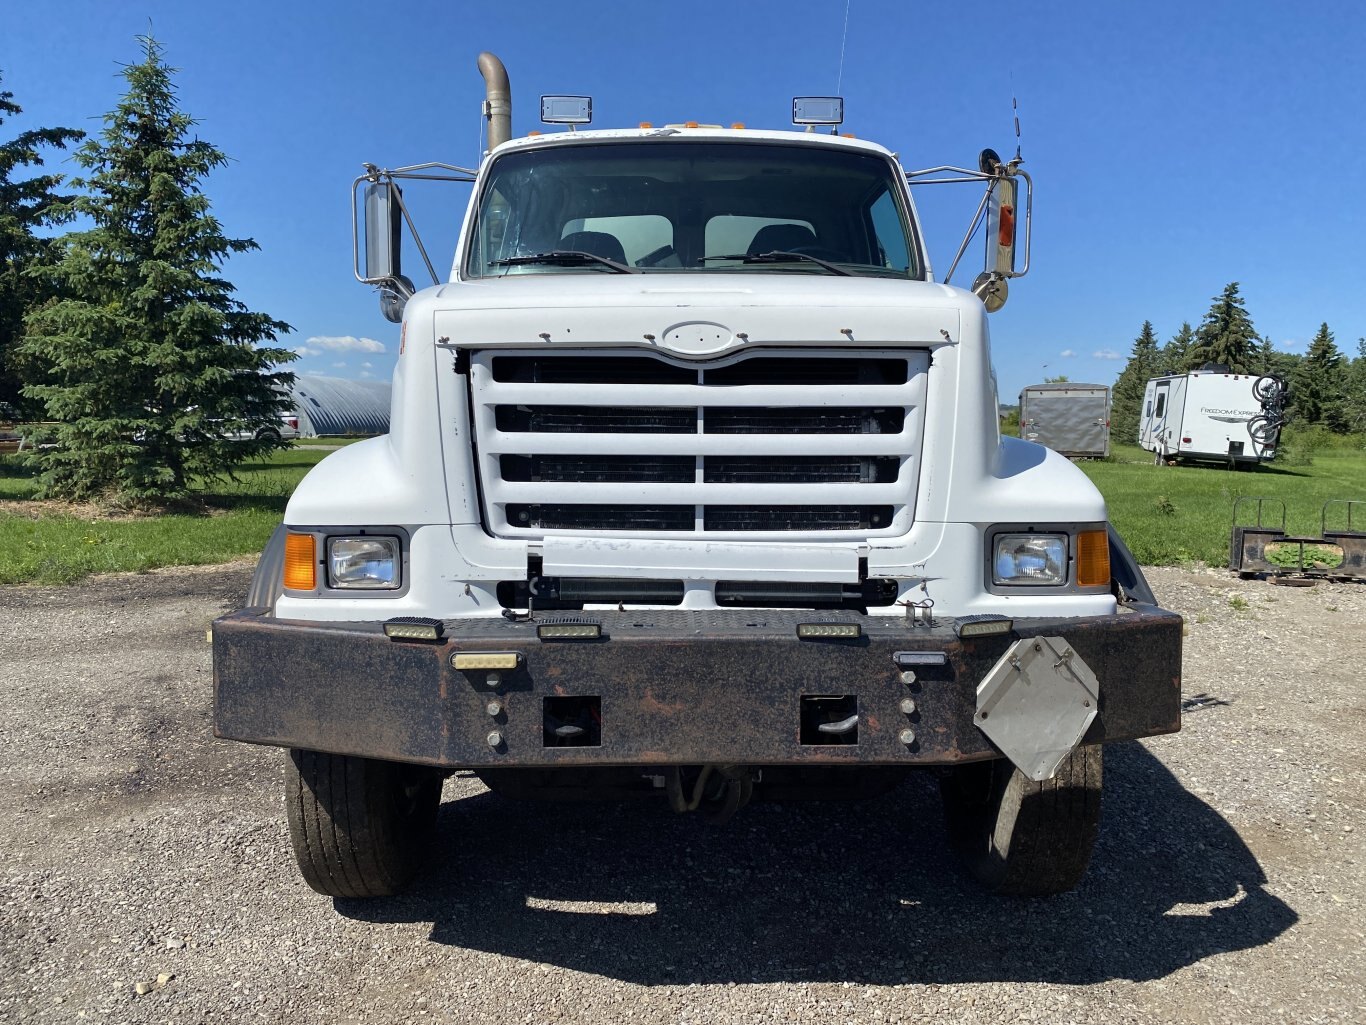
[212,606,1182,768]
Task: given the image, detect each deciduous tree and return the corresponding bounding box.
[20,37,294,501]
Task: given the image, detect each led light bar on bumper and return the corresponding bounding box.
[327,536,401,589]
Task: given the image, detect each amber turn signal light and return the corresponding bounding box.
[1076,529,1110,588]
[283,532,316,591]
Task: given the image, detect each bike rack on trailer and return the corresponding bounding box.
[1230,498,1366,580]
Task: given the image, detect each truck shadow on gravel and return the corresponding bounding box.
[339,743,1296,985]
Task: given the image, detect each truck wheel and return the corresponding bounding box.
[285,749,443,898]
[939,746,1102,896]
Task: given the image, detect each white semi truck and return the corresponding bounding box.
[213,54,1182,899]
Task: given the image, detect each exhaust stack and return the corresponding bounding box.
[477,51,511,152]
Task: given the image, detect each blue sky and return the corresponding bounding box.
[3,0,1362,399]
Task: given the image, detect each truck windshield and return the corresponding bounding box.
[466,140,920,279]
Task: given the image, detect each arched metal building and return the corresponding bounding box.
[289,375,391,437]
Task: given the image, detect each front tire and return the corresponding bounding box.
[939,746,1103,896]
[285,749,443,897]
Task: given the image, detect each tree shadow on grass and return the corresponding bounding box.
[339,743,1296,985]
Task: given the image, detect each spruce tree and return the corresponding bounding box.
[1110,320,1160,446]
[1292,322,1346,429]
[0,73,83,420]
[1159,322,1193,376]
[1345,338,1366,433]
[1186,282,1256,373]
[20,37,294,501]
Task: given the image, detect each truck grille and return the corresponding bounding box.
[469,347,929,539]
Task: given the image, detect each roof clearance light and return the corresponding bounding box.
[540,95,592,125]
[793,96,844,126]
[731,122,745,130]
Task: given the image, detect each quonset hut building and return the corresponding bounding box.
[289,375,391,437]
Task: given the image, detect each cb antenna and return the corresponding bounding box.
[1013,94,1023,162]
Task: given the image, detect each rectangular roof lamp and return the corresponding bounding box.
[793,96,844,126]
[541,95,593,125]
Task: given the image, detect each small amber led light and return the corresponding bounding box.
[840,132,855,138]
[639,121,653,129]
[731,122,745,130]
[1076,529,1111,588]
[684,121,699,128]
[528,130,542,137]
[283,533,316,591]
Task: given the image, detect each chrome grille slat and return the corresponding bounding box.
[471,347,928,540]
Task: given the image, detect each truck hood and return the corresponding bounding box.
[430,275,971,355]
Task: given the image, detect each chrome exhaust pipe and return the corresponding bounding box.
[477,51,511,152]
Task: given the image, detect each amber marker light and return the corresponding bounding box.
[283,533,316,591]
[1076,529,1111,588]
[998,204,1016,246]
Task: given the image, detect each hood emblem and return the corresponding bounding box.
[657,320,741,358]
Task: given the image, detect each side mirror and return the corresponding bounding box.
[984,175,1017,276]
[363,181,403,282]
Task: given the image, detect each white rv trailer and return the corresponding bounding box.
[1018,382,1110,458]
[1139,370,1283,466]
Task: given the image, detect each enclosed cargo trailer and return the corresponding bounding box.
[1018,382,1110,458]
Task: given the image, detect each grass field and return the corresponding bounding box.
[3,439,1364,585]
[0,449,335,585]
[1081,443,1366,566]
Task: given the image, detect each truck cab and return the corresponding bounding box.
[213,54,1182,900]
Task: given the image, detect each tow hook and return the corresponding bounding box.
[664,765,757,825]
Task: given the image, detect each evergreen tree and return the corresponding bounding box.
[1158,322,1193,376]
[1186,282,1257,373]
[20,37,294,501]
[1110,320,1160,446]
[1250,333,1277,376]
[1292,322,1347,429]
[0,73,83,419]
[1345,338,1366,433]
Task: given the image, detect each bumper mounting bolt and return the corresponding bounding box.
[486,699,502,717]
[899,670,916,685]
[899,697,916,715]
[486,730,503,749]
[899,728,916,746]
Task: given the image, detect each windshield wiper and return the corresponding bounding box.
[699,251,852,276]
[490,250,639,274]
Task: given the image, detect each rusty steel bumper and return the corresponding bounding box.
[212,605,1182,769]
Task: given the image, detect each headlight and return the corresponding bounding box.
[326,536,401,589]
[993,534,1067,586]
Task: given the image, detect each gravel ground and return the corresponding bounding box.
[1,563,1363,1024]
